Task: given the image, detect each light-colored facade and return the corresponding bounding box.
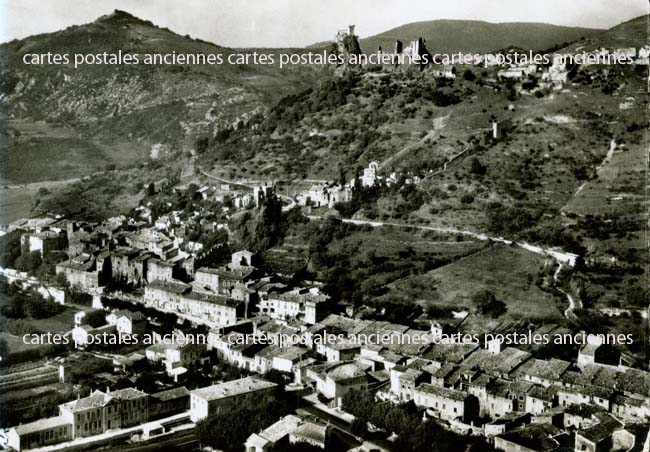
[59,388,148,438]
[189,377,278,422]
[7,416,72,451]
[258,288,329,325]
[144,279,244,326]
[414,383,478,421]
[106,310,146,336]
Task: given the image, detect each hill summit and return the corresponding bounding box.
[359,19,603,54]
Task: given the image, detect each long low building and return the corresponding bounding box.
[7,416,72,451]
[190,376,278,422]
[8,385,192,451]
[144,279,247,326]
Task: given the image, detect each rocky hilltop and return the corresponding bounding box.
[0,10,318,171]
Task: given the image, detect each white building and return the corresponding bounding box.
[105,309,146,336]
[189,377,278,422]
[258,288,330,325]
[361,162,379,187]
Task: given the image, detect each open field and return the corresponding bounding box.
[386,243,564,321]
[0,177,81,224]
[0,332,38,355]
[29,307,78,334]
[2,119,148,185]
[1,306,93,356]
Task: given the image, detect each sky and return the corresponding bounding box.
[3,0,648,47]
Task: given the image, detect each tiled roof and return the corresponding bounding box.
[64,391,111,412]
[291,421,327,445]
[108,387,147,401]
[415,383,467,401]
[151,386,190,402]
[257,414,302,443]
[191,377,277,401]
[12,416,71,436]
[148,279,192,294]
[577,413,624,444]
[497,424,563,451]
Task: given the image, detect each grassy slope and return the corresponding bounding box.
[385,243,562,320]
[359,20,602,54]
[562,15,648,52]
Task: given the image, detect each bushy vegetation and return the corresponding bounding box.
[196,396,290,452]
[342,389,493,452]
[0,277,64,320]
[472,290,507,318]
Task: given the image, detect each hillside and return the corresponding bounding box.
[562,14,648,52]
[358,20,602,54]
[0,10,319,184]
[199,12,646,281]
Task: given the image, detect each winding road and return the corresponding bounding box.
[553,263,580,320]
[307,216,578,267]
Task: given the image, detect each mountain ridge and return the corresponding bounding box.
[0,9,319,185]
[359,19,603,54]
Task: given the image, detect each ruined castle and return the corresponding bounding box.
[378,37,432,67]
[334,25,431,68]
[335,25,363,57]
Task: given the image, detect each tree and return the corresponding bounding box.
[462,69,476,81]
[625,286,647,308]
[195,137,210,154]
[472,290,507,318]
[196,398,291,451]
[469,157,487,176]
[460,194,475,204]
[0,337,9,359]
[84,310,107,328]
[14,250,42,275]
[350,417,368,436]
[0,230,24,268]
[338,166,347,187]
[263,369,287,391]
[53,272,69,289]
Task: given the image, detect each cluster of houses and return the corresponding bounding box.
[496,45,650,86]
[192,181,274,210]
[3,279,649,449]
[5,215,200,294]
[31,180,277,293]
[296,183,353,208]
[198,310,650,451]
[245,413,329,452]
[294,162,425,209]
[333,23,649,86]
[9,210,648,451]
[4,159,649,452]
[6,342,332,452]
[10,186,332,330]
